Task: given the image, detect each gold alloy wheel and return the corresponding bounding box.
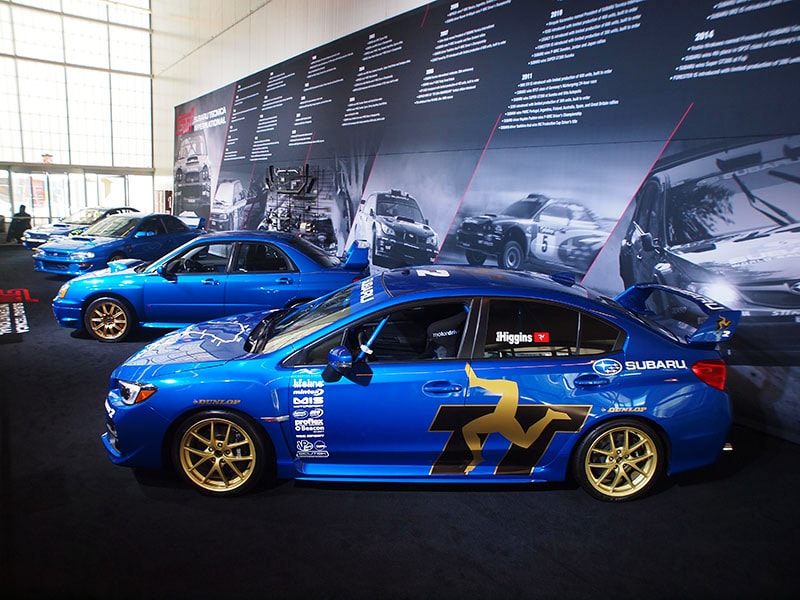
[582,424,660,500]
[86,298,130,341]
[178,416,258,493]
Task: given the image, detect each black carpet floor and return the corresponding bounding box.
[1,243,799,599]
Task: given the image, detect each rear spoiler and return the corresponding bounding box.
[614,283,740,345]
[343,240,370,270]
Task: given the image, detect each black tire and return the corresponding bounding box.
[108,252,125,262]
[84,296,135,342]
[572,419,664,502]
[465,250,487,266]
[173,410,272,496]
[500,240,523,270]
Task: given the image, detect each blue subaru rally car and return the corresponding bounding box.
[103,266,739,501]
[53,231,370,342]
[33,213,202,277]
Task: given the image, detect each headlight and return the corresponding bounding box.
[427,233,439,247]
[379,222,395,236]
[34,248,45,257]
[688,282,741,307]
[57,283,70,299]
[118,380,158,405]
[71,251,95,261]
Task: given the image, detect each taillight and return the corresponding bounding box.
[691,359,727,390]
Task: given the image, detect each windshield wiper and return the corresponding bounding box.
[732,173,796,226]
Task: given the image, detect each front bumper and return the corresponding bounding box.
[34,256,104,276]
[103,393,170,469]
[52,298,83,328]
[374,236,437,265]
[456,231,502,255]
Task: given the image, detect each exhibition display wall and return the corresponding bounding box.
[173,0,800,440]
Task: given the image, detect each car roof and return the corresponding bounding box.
[380,266,594,301]
[192,230,304,244]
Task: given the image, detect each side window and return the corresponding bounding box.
[293,301,469,366]
[236,243,293,272]
[481,299,623,359]
[162,215,189,233]
[168,242,233,273]
[138,218,163,236]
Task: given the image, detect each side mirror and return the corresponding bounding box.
[135,230,155,238]
[322,345,353,382]
[157,265,177,282]
[640,233,656,252]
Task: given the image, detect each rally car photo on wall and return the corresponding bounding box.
[102,265,739,502]
[456,193,613,273]
[618,134,800,362]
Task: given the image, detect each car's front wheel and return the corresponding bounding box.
[500,240,523,270]
[465,250,487,265]
[573,419,664,501]
[84,296,134,342]
[173,411,272,496]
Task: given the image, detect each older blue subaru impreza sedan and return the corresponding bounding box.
[53,231,369,342]
[101,265,739,501]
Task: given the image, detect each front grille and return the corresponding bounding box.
[43,261,70,271]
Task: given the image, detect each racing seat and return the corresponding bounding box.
[424,311,466,359]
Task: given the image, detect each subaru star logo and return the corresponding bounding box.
[593,358,623,376]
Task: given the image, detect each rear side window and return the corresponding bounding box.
[480,299,624,359]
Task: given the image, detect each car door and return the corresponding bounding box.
[454,298,622,477]
[224,242,301,314]
[287,300,473,477]
[141,241,232,323]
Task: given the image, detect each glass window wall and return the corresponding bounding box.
[0,0,154,227]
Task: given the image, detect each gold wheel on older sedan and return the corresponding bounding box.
[574,420,664,502]
[84,296,134,342]
[174,412,268,496]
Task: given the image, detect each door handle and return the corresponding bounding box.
[201,278,219,286]
[574,374,610,388]
[423,381,464,395]
[276,277,293,285]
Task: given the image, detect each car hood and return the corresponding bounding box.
[668,224,800,282]
[41,235,121,252]
[377,215,435,236]
[462,213,521,227]
[29,222,83,235]
[117,311,273,377]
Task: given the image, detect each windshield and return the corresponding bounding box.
[63,208,103,225]
[665,152,800,246]
[257,284,355,353]
[504,198,547,219]
[83,215,140,238]
[177,133,207,159]
[376,195,424,222]
[288,235,341,268]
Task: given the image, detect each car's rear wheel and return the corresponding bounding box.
[500,240,523,270]
[465,250,487,265]
[84,296,134,342]
[173,411,271,496]
[573,419,664,502]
